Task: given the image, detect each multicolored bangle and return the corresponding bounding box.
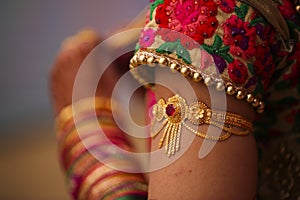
[55,97,148,200]
[55,97,115,138]
[88,175,147,200]
[57,109,116,142]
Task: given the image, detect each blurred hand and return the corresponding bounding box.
[49,29,102,115]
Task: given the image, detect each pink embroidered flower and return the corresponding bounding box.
[139,28,156,48]
[157,28,180,42]
[180,33,201,49]
[155,0,218,45]
[199,49,214,70]
[157,28,200,50]
[223,15,256,60]
[228,59,248,85]
[215,0,235,13]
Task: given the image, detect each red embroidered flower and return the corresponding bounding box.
[139,29,156,48]
[215,0,235,13]
[157,28,200,50]
[278,0,296,20]
[223,15,256,60]
[155,0,218,45]
[228,59,248,85]
[254,44,275,89]
[255,24,275,44]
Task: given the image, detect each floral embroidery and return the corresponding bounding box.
[156,36,192,64]
[212,54,227,73]
[228,59,248,85]
[202,35,233,73]
[215,0,235,13]
[255,24,275,43]
[139,29,157,48]
[277,0,297,21]
[234,3,249,20]
[155,0,219,45]
[254,44,275,90]
[157,28,200,50]
[244,75,257,90]
[223,15,256,60]
[150,0,164,20]
[200,49,214,70]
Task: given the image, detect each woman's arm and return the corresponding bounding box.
[148,77,257,200]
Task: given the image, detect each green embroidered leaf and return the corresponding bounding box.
[249,17,268,26]
[156,41,178,54]
[134,44,140,53]
[176,43,192,64]
[202,35,232,63]
[201,44,214,54]
[222,52,234,63]
[234,3,249,21]
[219,46,230,54]
[150,0,164,20]
[212,35,223,49]
[201,35,223,54]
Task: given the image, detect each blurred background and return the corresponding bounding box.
[0,0,148,199]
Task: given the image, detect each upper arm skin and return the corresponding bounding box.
[148,74,257,200]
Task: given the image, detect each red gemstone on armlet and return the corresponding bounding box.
[166,104,176,116]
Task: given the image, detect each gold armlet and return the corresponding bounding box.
[151,94,253,156]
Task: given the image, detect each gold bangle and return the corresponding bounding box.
[55,97,114,135]
[151,94,253,157]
